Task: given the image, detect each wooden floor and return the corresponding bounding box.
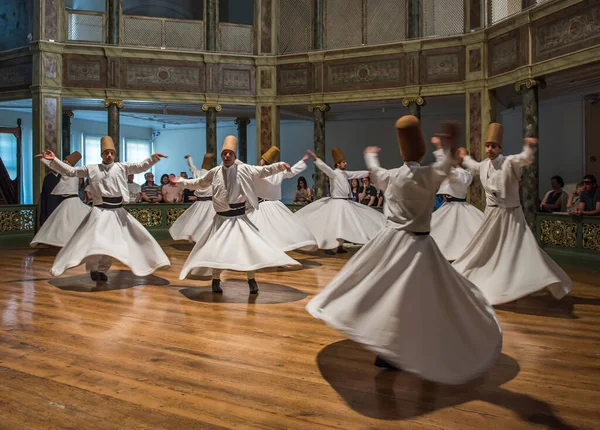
[1,242,599,430]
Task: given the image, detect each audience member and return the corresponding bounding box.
[141,172,162,203]
[126,173,142,204]
[567,182,584,213]
[162,173,183,203]
[358,177,377,207]
[576,174,600,216]
[350,178,360,202]
[293,176,312,205]
[540,175,568,212]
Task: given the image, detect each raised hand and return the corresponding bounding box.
[524,137,538,146]
[302,153,310,162]
[35,150,56,161]
[184,154,191,159]
[457,147,468,159]
[431,136,442,149]
[363,146,381,154]
[307,150,317,160]
[153,152,168,159]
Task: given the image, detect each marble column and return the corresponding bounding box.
[308,104,330,199]
[408,0,421,38]
[467,0,483,31]
[103,99,123,161]
[203,103,221,155]
[313,0,324,49]
[62,110,74,158]
[206,0,217,51]
[517,79,544,231]
[402,97,425,119]
[235,118,251,162]
[107,0,120,45]
[521,0,535,9]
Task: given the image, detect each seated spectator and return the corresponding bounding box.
[350,178,360,202]
[566,182,584,213]
[358,177,377,207]
[540,175,568,212]
[180,172,197,203]
[576,174,600,216]
[126,173,142,204]
[293,176,312,205]
[141,172,162,203]
[162,172,183,203]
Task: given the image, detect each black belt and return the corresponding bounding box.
[445,196,466,202]
[413,232,430,236]
[196,196,213,201]
[217,202,246,217]
[62,194,79,199]
[95,196,123,209]
[258,198,271,204]
[332,197,351,200]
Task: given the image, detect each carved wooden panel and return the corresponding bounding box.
[0,56,32,91]
[420,47,465,84]
[488,30,519,76]
[122,59,205,92]
[260,70,272,89]
[406,52,420,85]
[278,63,312,95]
[323,55,405,92]
[533,0,600,63]
[63,55,107,88]
[217,64,255,95]
[469,49,481,73]
[107,58,120,88]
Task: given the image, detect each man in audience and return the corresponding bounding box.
[567,181,584,213]
[141,172,162,203]
[162,172,183,203]
[126,173,142,204]
[358,176,378,206]
[576,174,600,216]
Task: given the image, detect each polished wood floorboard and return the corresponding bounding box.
[0,242,599,429]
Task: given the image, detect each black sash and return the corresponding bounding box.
[217,202,246,217]
[62,194,79,199]
[258,198,271,204]
[96,196,123,209]
[332,197,351,200]
[413,232,430,236]
[196,196,213,201]
[445,196,467,202]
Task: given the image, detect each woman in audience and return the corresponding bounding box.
[567,182,585,213]
[540,175,568,212]
[350,178,360,202]
[293,176,312,205]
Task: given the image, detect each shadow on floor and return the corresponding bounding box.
[316,340,574,428]
[495,294,600,319]
[178,279,308,304]
[48,270,170,292]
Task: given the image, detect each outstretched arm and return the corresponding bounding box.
[246,162,290,179]
[282,154,309,179]
[36,151,89,178]
[124,153,167,175]
[506,140,536,168]
[344,169,370,180]
[363,147,390,192]
[459,147,481,174]
[186,155,203,178]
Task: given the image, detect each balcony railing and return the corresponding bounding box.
[218,23,253,54]
[66,10,105,43]
[122,15,204,50]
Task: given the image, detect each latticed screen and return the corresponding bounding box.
[165,20,204,50]
[123,16,163,46]
[278,0,313,54]
[422,0,464,38]
[67,12,103,42]
[324,0,362,49]
[366,0,407,45]
[489,0,521,25]
[218,23,253,53]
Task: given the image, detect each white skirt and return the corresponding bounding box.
[179,213,301,280]
[31,197,91,248]
[306,227,502,385]
[50,206,171,277]
[169,200,216,242]
[295,198,385,249]
[246,200,318,252]
[430,201,484,261]
[452,206,572,305]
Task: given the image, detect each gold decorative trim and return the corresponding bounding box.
[540,220,577,248]
[103,99,124,109]
[307,104,330,112]
[402,97,425,107]
[125,208,162,228]
[0,209,35,232]
[167,208,187,226]
[515,79,547,92]
[202,103,222,112]
[582,223,600,251]
[235,117,251,125]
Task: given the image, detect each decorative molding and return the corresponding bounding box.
[125,208,162,228]
[202,103,222,112]
[63,55,106,88]
[44,0,58,40]
[43,56,57,79]
[122,59,204,92]
[167,208,186,226]
[401,97,425,107]
[489,30,519,76]
[43,97,59,154]
[324,55,405,92]
[0,56,33,90]
[541,220,577,248]
[307,104,331,113]
[582,223,600,251]
[469,49,482,73]
[260,70,272,89]
[0,209,35,232]
[260,0,272,54]
[515,78,546,92]
[278,63,312,95]
[406,53,420,85]
[103,99,124,109]
[63,110,74,119]
[235,117,251,125]
[420,48,465,84]
[259,106,272,154]
[219,64,255,95]
[533,0,600,63]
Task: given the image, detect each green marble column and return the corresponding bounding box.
[206,0,217,51]
[313,0,324,49]
[203,104,221,155]
[403,97,425,120]
[235,117,250,162]
[408,0,421,38]
[107,0,120,44]
[517,79,543,231]
[104,99,123,161]
[309,104,330,199]
[62,110,73,159]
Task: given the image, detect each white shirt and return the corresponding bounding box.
[365,150,452,232]
[50,155,160,205]
[41,158,79,196]
[434,149,472,199]
[127,182,142,203]
[187,156,212,198]
[462,145,534,208]
[314,159,369,199]
[178,160,288,213]
[254,160,306,200]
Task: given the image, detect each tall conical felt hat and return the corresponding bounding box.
[101,136,116,154]
[201,153,216,170]
[395,115,425,162]
[331,147,345,165]
[64,151,82,166]
[221,135,238,155]
[485,123,504,147]
[262,146,280,164]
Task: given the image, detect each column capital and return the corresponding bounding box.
[402,97,426,107]
[515,78,546,92]
[103,99,124,109]
[63,110,74,118]
[235,117,251,125]
[202,103,222,112]
[307,103,330,113]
